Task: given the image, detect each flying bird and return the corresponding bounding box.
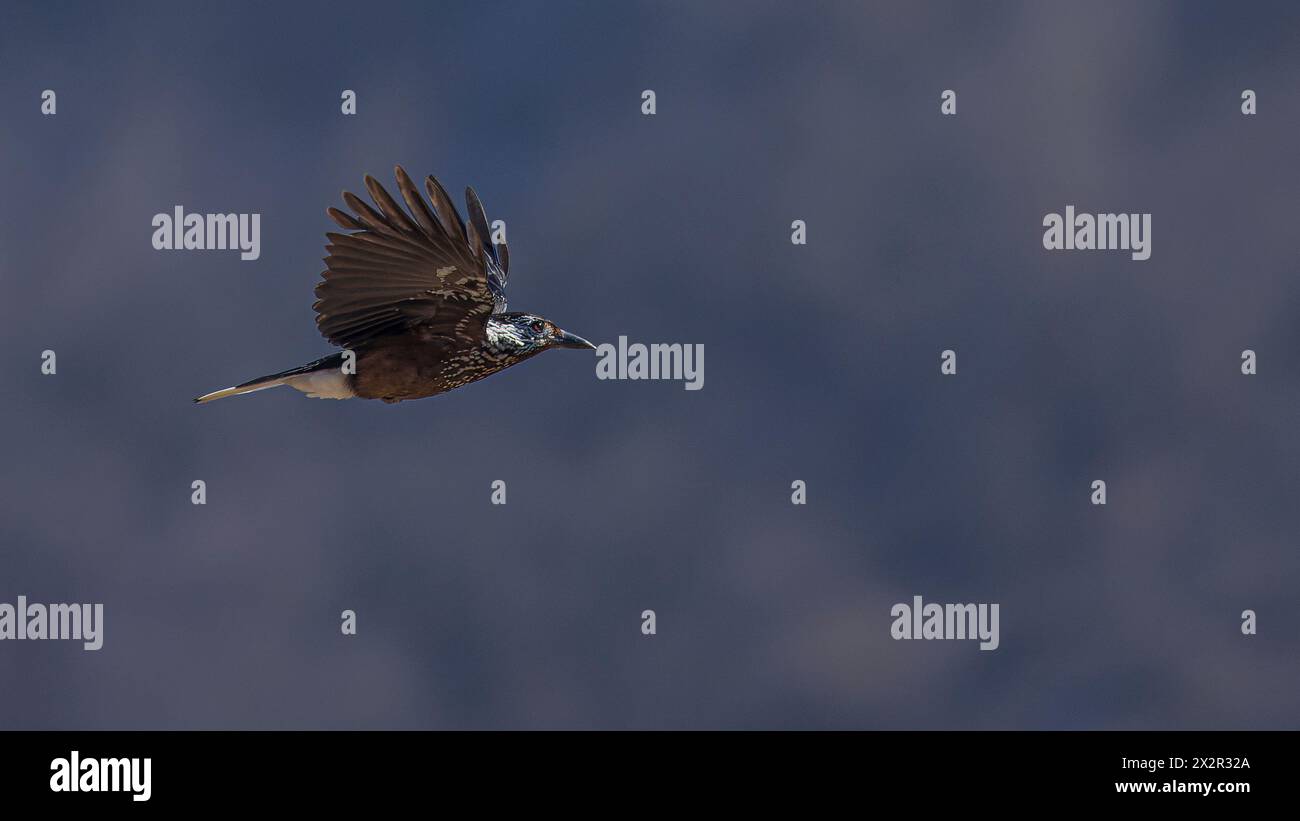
[195,166,594,404]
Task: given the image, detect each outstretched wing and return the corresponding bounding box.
[313,166,508,350]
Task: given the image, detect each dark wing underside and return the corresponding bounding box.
[313,166,512,350]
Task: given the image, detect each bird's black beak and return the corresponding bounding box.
[555,329,596,350]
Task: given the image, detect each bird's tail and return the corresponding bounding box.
[194,353,350,403]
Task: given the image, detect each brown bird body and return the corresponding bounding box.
[348,329,545,402]
[195,167,593,405]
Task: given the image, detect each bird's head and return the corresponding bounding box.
[486,312,595,356]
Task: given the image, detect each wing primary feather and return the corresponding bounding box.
[394,166,442,240]
[465,218,482,263]
[425,175,467,242]
[329,229,430,261]
[326,233,425,264]
[326,207,366,231]
[364,174,419,234]
[341,191,397,235]
[464,186,493,259]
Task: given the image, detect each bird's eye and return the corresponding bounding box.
[531,320,545,333]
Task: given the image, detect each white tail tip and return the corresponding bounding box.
[193,381,281,404]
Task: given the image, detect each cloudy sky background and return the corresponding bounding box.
[0,0,1297,728]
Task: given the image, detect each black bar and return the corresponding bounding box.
[2,730,1282,808]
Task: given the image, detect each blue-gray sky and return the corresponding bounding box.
[0,0,1297,728]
